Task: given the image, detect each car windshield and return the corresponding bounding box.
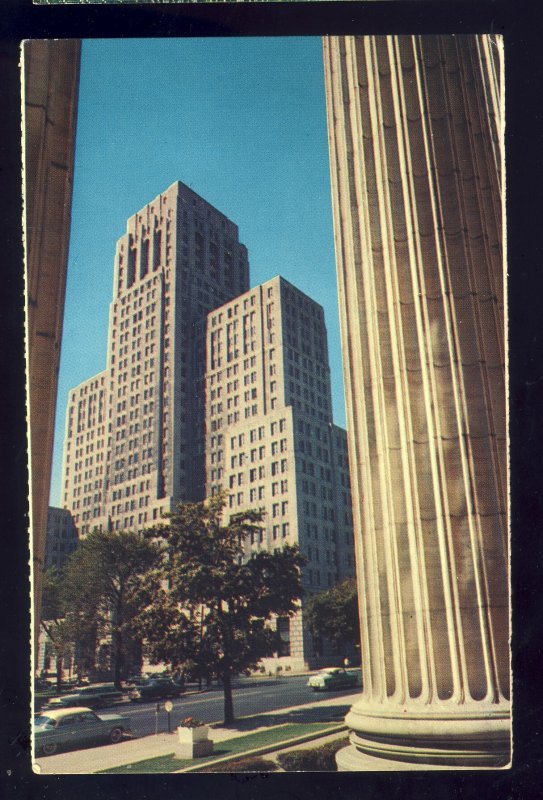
[34,715,56,728]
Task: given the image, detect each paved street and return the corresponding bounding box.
[97,672,361,739]
[36,672,361,754]
[34,686,360,774]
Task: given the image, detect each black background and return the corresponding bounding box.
[1,1,542,798]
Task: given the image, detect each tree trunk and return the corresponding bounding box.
[222,666,234,725]
[56,647,63,693]
[112,627,124,689]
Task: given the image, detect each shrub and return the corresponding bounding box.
[179,716,204,728]
[209,757,279,772]
[276,737,349,772]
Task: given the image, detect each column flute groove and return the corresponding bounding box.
[324,37,383,702]
[344,35,392,703]
[364,35,410,705]
[411,35,474,706]
[424,37,502,704]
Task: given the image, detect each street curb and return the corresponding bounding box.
[174,723,348,773]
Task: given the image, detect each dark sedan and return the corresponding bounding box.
[127,677,184,701]
[42,682,127,710]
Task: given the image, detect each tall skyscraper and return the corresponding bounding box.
[62,181,249,534]
[62,181,357,671]
[324,35,508,769]
[205,276,355,668]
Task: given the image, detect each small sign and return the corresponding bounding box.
[164,700,173,713]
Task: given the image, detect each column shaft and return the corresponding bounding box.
[324,34,509,769]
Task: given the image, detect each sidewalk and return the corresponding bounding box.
[33,691,359,775]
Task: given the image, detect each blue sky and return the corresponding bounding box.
[50,37,346,505]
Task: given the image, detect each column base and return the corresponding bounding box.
[336,744,510,771]
[337,698,511,770]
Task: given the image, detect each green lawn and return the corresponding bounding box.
[98,722,342,774]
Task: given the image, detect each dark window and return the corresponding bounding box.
[277,616,291,657]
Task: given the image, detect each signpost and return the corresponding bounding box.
[164,700,173,733]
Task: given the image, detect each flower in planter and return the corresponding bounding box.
[179,716,205,729]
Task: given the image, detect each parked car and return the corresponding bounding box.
[128,677,184,702]
[307,668,359,692]
[34,706,131,756]
[124,674,147,685]
[42,683,127,710]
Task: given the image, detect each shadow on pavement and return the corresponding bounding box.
[213,703,351,732]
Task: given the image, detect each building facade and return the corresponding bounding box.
[62,187,357,671]
[44,507,79,570]
[205,276,356,669]
[324,35,509,768]
[62,181,250,532]
[62,371,108,536]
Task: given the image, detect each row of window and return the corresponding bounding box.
[68,378,105,398]
[210,291,261,327]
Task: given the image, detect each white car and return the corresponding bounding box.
[307,667,359,692]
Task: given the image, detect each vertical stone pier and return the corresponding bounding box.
[24,40,81,666]
[324,35,509,769]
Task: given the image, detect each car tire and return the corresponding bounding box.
[109,727,124,744]
[41,742,58,756]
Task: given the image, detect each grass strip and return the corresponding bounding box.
[98,722,339,774]
[182,725,347,773]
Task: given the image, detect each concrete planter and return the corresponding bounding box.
[178,725,209,744]
[175,725,213,759]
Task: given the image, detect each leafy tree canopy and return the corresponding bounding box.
[305,577,359,655]
[40,567,75,692]
[138,494,305,723]
[62,528,162,686]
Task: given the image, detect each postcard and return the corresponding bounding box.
[23,34,509,776]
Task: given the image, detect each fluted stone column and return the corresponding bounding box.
[324,35,509,769]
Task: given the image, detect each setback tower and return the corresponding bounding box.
[62,181,249,533]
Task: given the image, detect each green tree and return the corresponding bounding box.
[305,577,360,657]
[63,529,162,688]
[138,494,305,724]
[40,567,74,692]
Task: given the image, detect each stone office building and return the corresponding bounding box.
[62,371,108,536]
[205,276,356,669]
[61,186,357,671]
[44,507,79,570]
[62,181,250,532]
